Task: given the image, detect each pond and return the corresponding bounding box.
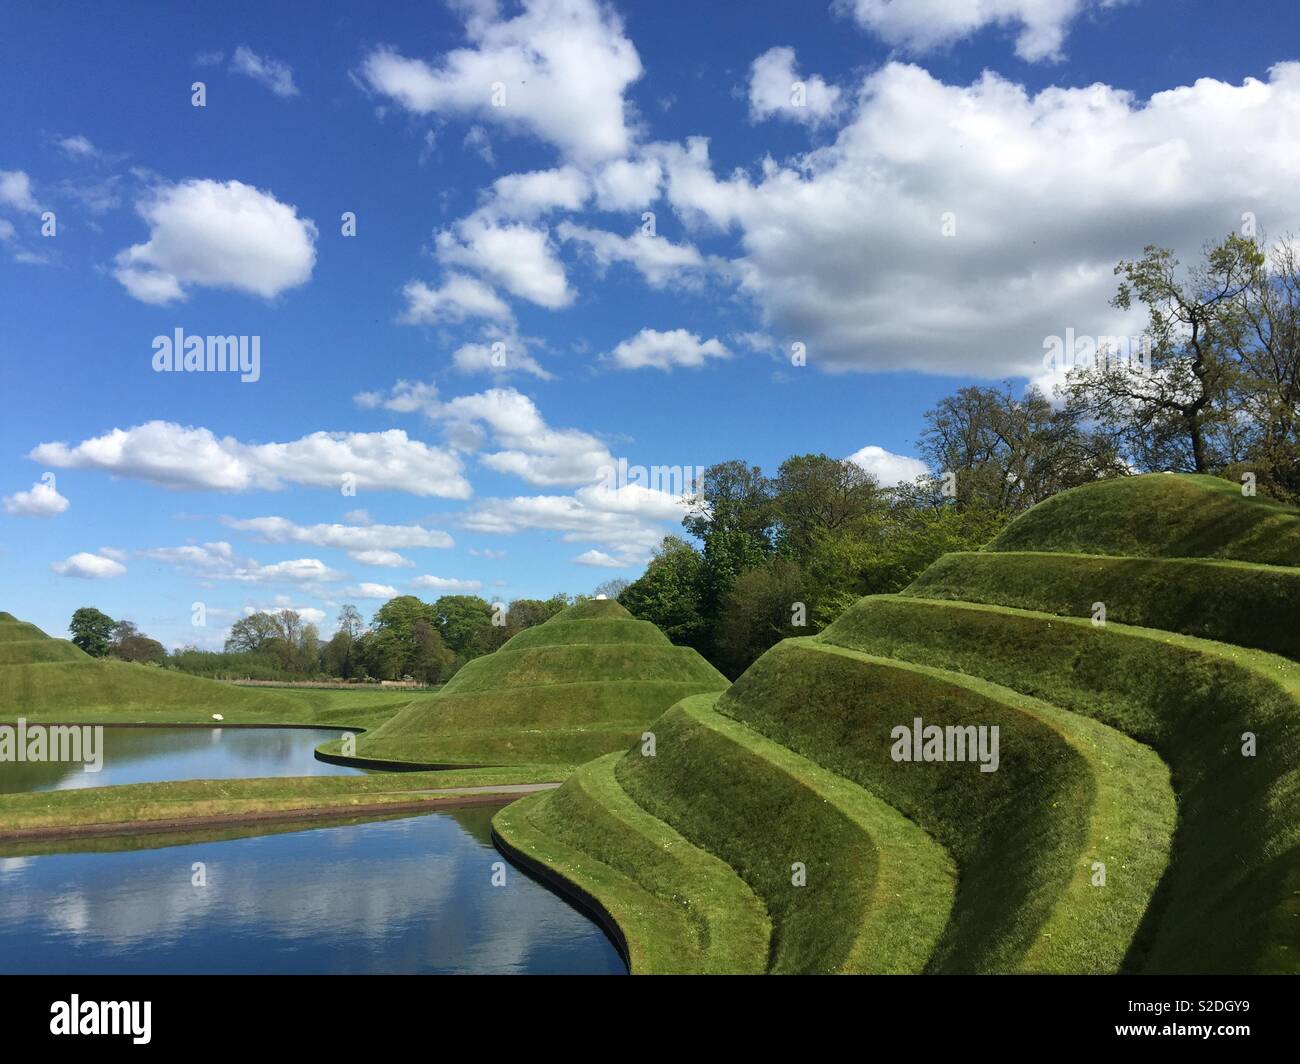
[0,725,365,794]
[0,727,625,975]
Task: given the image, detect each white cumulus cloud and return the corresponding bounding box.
[749,47,841,125]
[846,445,930,486]
[607,328,731,371]
[230,45,299,97]
[4,479,69,517]
[52,552,126,579]
[113,179,317,304]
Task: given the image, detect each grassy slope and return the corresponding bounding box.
[494,752,771,974]
[613,694,956,974]
[908,551,1300,659]
[716,640,1172,973]
[352,600,728,768]
[822,596,1300,974]
[988,473,1300,565]
[0,765,567,846]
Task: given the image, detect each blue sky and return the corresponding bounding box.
[3,0,1299,649]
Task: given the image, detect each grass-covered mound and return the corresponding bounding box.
[494,474,1300,974]
[342,599,728,769]
[988,472,1300,564]
[0,614,324,723]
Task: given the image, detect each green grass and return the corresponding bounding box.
[615,694,956,974]
[0,765,567,844]
[351,600,727,769]
[908,550,1300,659]
[988,473,1300,564]
[821,595,1300,974]
[494,752,771,973]
[716,640,1172,973]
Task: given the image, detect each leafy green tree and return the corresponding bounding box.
[108,619,166,664]
[716,557,808,677]
[771,453,885,555]
[69,607,116,657]
[621,536,708,652]
[432,595,495,659]
[1065,235,1259,474]
[225,612,282,654]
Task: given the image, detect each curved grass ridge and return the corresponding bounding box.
[821,595,1300,973]
[613,694,956,974]
[908,551,1300,660]
[349,599,728,768]
[716,640,1173,973]
[493,752,771,974]
[988,473,1300,565]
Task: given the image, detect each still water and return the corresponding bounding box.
[0,727,625,974]
[0,726,366,794]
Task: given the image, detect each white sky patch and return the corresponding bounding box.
[591,156,662,211]
[452,339,553,381]
[230,45,299,96]
[846,445,930,486]
[3,479,69,517]
[436,216,572,308]
[51,552,125,579]
[558,222,707,288]
[749,46,842,125]
[59,134,98,159]
[32,421,470,497]
[242,602,327,626]
[349,549,415,568]
[359,0,643,164]
[654,61,1300,378]
[113,179,317,304]
[836,0,1126,63]
[139,541,345,584]
[607,328,731,371]
[0,170,40,213]
[346,582,398,600]
[412,574,483,591]
[572,548,633,567]
[220,515,454,552]
[461,494,665,564]
[399,274,513,325]
[481,166,590,220]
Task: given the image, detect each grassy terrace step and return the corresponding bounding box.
[0,640,87,666]
[615,694,956,974]
[439,644,722,692]
[988,473,1300,565]
[493,752,771,973]
[821,595,1300,974]
[717,640,1172,973]
[324,722,649,769]
[501,617,670,650]
[908,551,1300,660]
[0,766,567,849]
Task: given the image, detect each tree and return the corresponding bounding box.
[621,536,708,652]
[716,557,808,677]
[771,453,885,555]
[109,619,166,665]
[225,612,282,654]
[920,383,1123,514]
[592,579,630,601]
[432,595,495,660]
[1065,235,1259,473]
[69,607,116,657]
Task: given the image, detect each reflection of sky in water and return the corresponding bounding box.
[0,808,625,975]
[0,727,365,794]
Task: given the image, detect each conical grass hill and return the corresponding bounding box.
[0,612,310,723]
[493,474,1300,975]
[342,598,729,769]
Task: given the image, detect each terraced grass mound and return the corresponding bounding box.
[988,472,1300,564]
[494,475,1300,974]
[347,599,728,769]
[0,613,314,723]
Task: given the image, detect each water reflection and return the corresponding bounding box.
[0,807,625,975]
[0,727,365,794]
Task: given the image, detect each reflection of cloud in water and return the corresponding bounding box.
[0,811,623,974]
